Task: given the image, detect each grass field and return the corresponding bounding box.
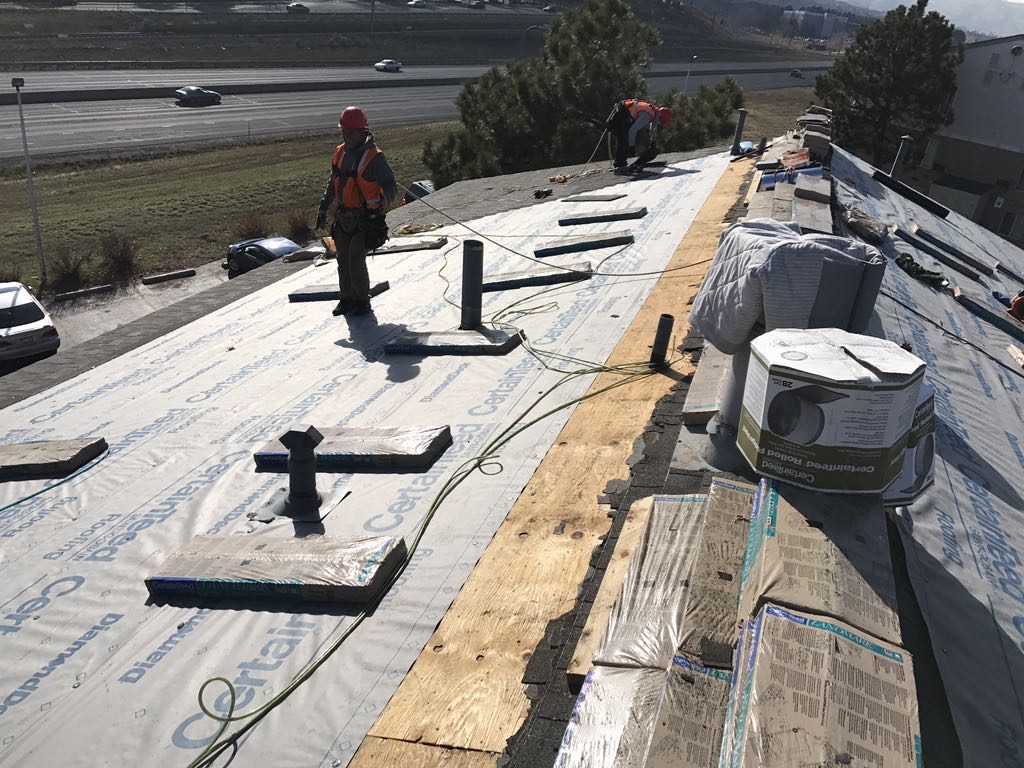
[744,86,815,143]
[0,123,455,289]
[0,86,816,290]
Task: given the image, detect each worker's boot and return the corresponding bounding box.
[332,299,355,317]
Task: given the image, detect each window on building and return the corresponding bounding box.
[999,210,1017,236]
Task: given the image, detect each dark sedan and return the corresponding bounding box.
[175,86,222,107]
[222,237,302,278]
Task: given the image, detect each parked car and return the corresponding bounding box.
[542,4,558,11]
[469,1,485,8]
[0,282,59,364]
[403,179,436,205]
[286,2,310,11]
[407,0,425,7]
[374,59,403,72]
[222,237,302,278]
[789,68,804,79]
[174,86,221,107]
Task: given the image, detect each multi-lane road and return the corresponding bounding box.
[0,62,827,159]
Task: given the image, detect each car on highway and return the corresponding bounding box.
[542,4,558,11]
[174,86,222,107]
[374,59,403,72]
[222,236,302,278]
[286,2,310,11]
[469,1,485,8]
[789,68,804,79]
[0,282,59,364]
[407,0,426,6]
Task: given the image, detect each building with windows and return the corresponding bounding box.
[923,34,1024,243]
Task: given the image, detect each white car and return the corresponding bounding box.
[374,59,403,72]
[0,282,59,362]
[406,0,424,6]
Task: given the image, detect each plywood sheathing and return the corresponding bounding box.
[566,497,655,688]
[353,162,751,763]
[349,737,499,768]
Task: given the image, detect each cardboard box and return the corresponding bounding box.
[676,478,756,669]
[882,384,935,506]
[553,657,731,768]
[737,479,901,646]
[722,604,921,768]
[595,495,707,670]
[738,329,926,493]
[644,656,731,768]
[554,666,664,768]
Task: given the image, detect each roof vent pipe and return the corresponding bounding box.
[730,109,749,156]
[890,135,913,181]
[460,240,484,330]
[649,314,674,367]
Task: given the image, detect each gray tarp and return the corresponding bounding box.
[689,218,885,353]
[832,146,1024,768]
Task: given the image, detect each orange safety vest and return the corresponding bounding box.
[624,99,656,123]
[331,143,384,211]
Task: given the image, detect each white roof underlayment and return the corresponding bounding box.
[0,153,729,767]
[832,146,1024,768]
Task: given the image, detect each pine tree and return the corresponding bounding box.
[424,0,659,186]
[814,0,963,167]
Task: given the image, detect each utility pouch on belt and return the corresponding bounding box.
[362,215,389,251]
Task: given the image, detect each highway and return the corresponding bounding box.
[0,60,826,92]
[34,0,555,14]
[0,67,824,159]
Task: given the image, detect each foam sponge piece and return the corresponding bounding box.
[146,534,407,605]
[559,207,648,226]
[385,328,522,356]
[0,438,107,481]
[483,262,592,292]
[534,231,633,258]
[254,425,453,472]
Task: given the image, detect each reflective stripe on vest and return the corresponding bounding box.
[624,100,656,123]
[332,143,384,211]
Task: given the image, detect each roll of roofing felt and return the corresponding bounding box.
[766,386,848,446]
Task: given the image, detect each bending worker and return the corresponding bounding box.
[607,99,673,170]
[316,105,398,317]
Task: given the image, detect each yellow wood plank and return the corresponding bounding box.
[566,496,654,688]
[363,162,751,757]
[349,737,498,768]
[743,170,763,206]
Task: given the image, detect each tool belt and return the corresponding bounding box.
[360,213,389,251]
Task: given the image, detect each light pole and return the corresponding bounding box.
[11,78,46,288]
[683,55,697,97]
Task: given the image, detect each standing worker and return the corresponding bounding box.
[316,106,399,316]
[607,99,673,171]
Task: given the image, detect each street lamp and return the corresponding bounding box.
[11,77,46,288]
[683,55,697,97]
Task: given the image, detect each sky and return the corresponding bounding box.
[857,0,1024,35]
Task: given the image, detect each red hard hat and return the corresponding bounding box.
[656,107,673,126]
[339,106,369,131]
